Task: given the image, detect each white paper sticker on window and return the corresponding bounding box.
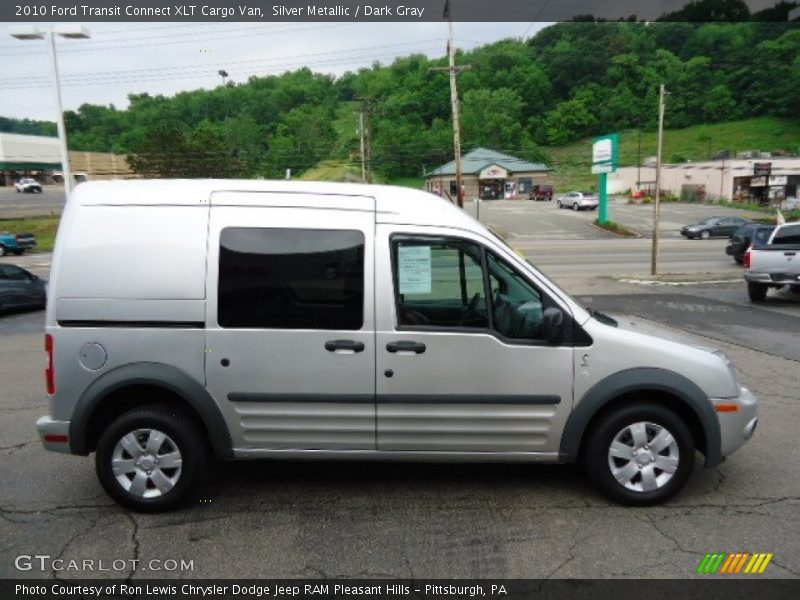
[398,245,432,294]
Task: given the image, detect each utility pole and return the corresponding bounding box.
[358,111,366,182]
[429,3,471,208]
[355,98,377,183]
[218,69,228,85]
[651,84,666,276]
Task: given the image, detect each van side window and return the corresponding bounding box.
[392,237,488,329]
[218,228,364,329]
[486,252,550,340]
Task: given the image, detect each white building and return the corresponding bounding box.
[607,157,800,204]
[0,132,132,186]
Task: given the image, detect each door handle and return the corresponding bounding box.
[324,340,365,353]
[386,341,426,354]
[784,252,796,256]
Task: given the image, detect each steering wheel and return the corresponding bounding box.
[460,293,482,326]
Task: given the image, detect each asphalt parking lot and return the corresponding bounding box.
[1,239,799,579]
[464,197,755,240]
[0,185,66,218]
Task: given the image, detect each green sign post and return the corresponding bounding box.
[591,133,619,225]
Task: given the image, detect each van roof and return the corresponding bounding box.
[70,179,480,230]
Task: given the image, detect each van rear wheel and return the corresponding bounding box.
[583,402,694,505]
[95,406,207,512]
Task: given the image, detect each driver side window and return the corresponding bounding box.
[487,252,549,340]
[392,236,488,329]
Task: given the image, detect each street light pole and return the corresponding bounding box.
[11,26,90,200]
[47,31,72,197]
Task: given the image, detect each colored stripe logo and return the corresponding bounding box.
[697,552,773,574]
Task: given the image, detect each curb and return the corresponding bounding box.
[617,278,741,286]
[589,221,642,239]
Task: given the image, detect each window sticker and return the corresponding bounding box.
[398,245,432,294]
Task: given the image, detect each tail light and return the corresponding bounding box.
[45,334,55,395]
[15,235,21,243]
[743,247,751,269]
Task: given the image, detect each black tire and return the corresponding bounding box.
[700,230,710,240]
[573,202,579,211]
[557,201,562,209]
[583,402,695,506]
[95,405,208,512]
[734,256,743,265]
[747,282,768,302]
[0,245,6,257]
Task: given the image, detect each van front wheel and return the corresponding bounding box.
[95,406,207,512]
[583,403,694,505]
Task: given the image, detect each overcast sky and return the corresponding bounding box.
[0,22,545,121]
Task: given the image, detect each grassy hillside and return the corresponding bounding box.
[548,117,800,192]
[298,159,362,182]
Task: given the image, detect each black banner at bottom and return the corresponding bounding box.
[2,579,799,600]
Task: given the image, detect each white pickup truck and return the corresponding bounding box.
[744,222,800,301]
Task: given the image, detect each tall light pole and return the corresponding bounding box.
[11,25,90,199]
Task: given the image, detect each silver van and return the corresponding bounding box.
[37,180,758,511]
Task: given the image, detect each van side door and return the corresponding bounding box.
[205,193,376,453]
[375,225,575,455]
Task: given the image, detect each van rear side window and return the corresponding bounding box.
[218,228,365,330]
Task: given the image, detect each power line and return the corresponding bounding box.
[4,44,459,90]
[11,38,447,87]
[0,23,356,56]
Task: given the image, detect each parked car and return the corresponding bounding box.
[744,222,800,302]
[37,180,757,511]
[14,178,43,193]
[680,216,750,240]
[726,224,775,264]
[529,184,554,202]
[0,264,47,312]
[557,191,598,211]
[0,231,36,256]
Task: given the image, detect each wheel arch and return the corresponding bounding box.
[69,362,233,459]
[560,367,721,468]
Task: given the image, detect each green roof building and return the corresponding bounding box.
[426,147,551,201]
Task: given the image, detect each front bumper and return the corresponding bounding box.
[713,386,758,458]
[36,416,73,454]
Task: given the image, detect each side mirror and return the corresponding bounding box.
[542,307,565,343]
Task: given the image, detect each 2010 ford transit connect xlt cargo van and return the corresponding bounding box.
[37,180,758,511]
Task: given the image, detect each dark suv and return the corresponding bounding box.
[726,224,775,264]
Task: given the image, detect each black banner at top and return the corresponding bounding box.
[3,0,799,23]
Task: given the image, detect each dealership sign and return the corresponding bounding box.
[591,133,619,174]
